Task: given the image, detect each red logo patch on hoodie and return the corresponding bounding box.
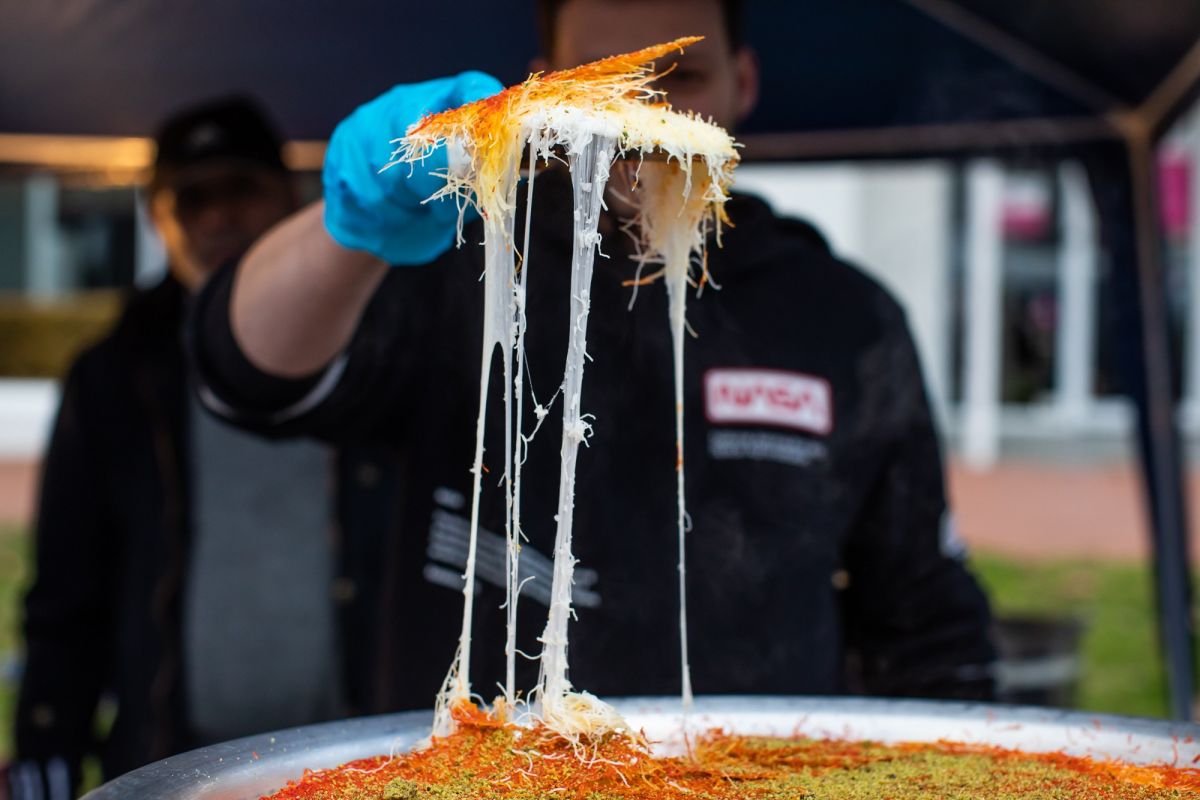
[704,368,832,435]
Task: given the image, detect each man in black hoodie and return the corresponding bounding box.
[12,98,396,798]
[189,0,996,720]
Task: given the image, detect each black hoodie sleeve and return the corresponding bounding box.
[14,352,116,799]
[187,250,467,446]
[839,309,997,701]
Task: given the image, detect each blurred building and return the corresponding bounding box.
[0,156,320,466]
[741,105,1200,473]
[1,109,1199,474]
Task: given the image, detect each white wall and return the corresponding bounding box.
[735,164,867,259]
[0,379,59,458]
[858,166,953,419]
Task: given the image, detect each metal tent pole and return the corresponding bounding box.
[1086,141,1197,721]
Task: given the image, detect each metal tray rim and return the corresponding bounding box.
[83,695,1200,800]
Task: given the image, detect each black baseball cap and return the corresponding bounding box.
[150,95,287,192]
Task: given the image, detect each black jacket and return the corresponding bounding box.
[14,276,400,797]
[191,175,997,711]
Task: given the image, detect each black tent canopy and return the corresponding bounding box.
[3,1,1198,150]
[2,0,1199,718]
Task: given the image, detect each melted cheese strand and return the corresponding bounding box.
[506,137,542,707]
[389,37,739,742]
[433,140,521,737]
[535,134,618,736]
[665,215,694,712]
[634,161,721,713]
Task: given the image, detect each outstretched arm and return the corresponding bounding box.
[226,71,503,380]
[231,200,386,378]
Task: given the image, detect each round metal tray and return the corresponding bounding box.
[83,696,1200,800]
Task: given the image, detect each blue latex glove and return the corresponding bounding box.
[323,71,503,266]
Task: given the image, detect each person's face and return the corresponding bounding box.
[150,162,295,291]
[543,0,758,131]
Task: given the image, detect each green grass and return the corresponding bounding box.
[972,553,1176,718]
[0,526,1188,765]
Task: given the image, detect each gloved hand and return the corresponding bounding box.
[323,71,503,266]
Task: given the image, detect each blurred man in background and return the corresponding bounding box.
[11,97,395,798]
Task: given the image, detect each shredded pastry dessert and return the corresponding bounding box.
[265,706,1200,800]
[388,37,736,740]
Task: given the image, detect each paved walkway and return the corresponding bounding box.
[0,461,34,530]
[947,461,1159,561]
[0,457,1187,562]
